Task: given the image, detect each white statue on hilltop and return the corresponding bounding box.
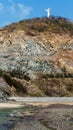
[45,8,51,18]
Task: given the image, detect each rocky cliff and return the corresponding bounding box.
[0,17,73,99]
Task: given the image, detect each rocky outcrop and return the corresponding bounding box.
[0,77,11,101]
[0,33,73,77]
[0,17,73,98]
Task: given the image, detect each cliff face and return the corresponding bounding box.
[0,17,73,99]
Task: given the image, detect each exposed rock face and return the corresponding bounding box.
[0,32,73,78]
[0,17,73,98]
[0,77,11,101]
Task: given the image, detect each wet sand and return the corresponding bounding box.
[23,101,73,106]
[0,101,73,109]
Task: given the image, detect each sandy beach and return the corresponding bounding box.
[7,97,73,105]
[0,97,73,108]
[0,102,23,108]
[0,100,73,108]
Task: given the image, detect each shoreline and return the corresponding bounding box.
[22,101,73,106]
[0,102,23,108]
[0,97,73,108]
[0,101,73,108]
[1,100,73,130]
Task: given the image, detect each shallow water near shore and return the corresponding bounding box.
[0,107,31,130]
[0,103,73,130]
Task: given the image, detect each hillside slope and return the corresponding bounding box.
[0,16,73,100]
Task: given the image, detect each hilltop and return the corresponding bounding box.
[1,16,73,35]
[0,16,73,100]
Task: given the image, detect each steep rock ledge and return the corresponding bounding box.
[0,17,73,98]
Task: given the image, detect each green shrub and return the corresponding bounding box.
[2,16,73,35]
[3,73,27,94]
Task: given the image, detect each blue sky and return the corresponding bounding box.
[0,0,73,28]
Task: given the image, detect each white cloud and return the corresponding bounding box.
[0,3,4,12]
[0,1,32,27]
[8,1,32,18]
[17,3,32,17]
[7,4,16,15]
[8,3,32,18]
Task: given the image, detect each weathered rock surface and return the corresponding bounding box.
[0,17,73,98]
[0,77,11,101]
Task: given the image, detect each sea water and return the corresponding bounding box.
[0,108,24,130]
[0,108,12,130]
[0,107,32,130]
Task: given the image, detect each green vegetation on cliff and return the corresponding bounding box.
[2,16,73,35]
